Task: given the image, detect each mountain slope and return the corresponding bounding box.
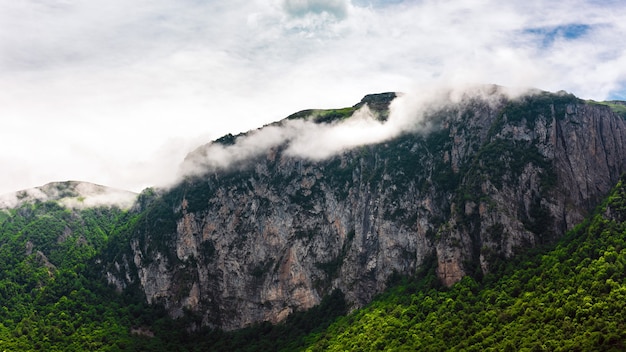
[104,87,626,330]
[2,174,625,350]
[0,197,143,350]
[301,174,626,351]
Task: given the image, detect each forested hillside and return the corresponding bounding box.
[3,181,624,350]
[0,196,349,351]
[0,201,161,351]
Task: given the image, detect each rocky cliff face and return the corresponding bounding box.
[104,88,626,330]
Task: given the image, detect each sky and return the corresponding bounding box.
[1,0,626,195]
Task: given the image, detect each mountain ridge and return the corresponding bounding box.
[0,180,137,210]
[101,87,626,330]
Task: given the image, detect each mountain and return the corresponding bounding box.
[0,181,137,210]
[1,86,626,350]
[101,86,626,331]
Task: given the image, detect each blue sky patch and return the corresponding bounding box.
[525,23,591,47]
[608,83,626,101]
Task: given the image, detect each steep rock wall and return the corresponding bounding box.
[105,91,626,330]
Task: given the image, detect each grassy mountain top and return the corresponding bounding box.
[586,100,626,118]
[285,92,397,123]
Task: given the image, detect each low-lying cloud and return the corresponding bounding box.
[179,84,528,181]
[0,181,137,210]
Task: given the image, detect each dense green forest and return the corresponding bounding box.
[0,201,157,351]
[2,175,626,350]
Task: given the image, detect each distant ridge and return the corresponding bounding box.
[0,181,137,209]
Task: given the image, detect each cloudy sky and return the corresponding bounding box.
[1,0,625,194]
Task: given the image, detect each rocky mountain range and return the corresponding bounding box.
[96,86,626,331]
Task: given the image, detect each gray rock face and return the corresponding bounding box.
[105,90,626,331]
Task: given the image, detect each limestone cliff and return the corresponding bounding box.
[104,88,626,330]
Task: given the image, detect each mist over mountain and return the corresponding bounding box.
[177,84,525,179]
[2,86,626,350]
[99,86,626,330]
[0,181,137,210]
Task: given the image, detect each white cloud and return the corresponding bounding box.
[180,84,526,177]
[0,0,625,194]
